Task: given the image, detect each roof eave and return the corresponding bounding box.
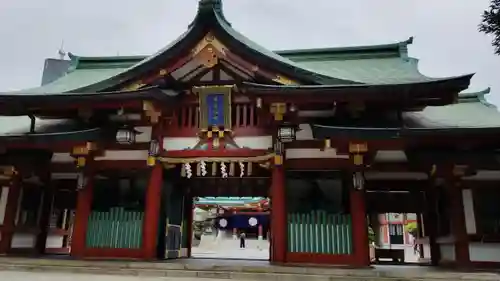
[0,127,108,144]
[239,74,473,100]
[310,124,500,140]
[0,87,181,116]
[275,37,414,58]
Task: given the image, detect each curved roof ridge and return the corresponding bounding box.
[459,87,491,98]
[65,37,415,63]
[68,52,147,63]
[68,52,144,71]
[211,5,358,85]
[458,87,496,109]
[275,37,414,57]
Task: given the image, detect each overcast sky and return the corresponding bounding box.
[0,0,498,104]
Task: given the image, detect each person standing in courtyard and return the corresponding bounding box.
[239,232,246,248]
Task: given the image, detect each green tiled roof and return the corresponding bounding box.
[286,54,432,84]
[15,54,139,94]
[275,38,435,84]
[405,88,500,128]
[21,39,432,94]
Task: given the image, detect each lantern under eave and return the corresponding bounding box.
[116,127,137,144]
[277,122,298,143]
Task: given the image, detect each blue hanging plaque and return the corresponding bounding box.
[206,94,225,127]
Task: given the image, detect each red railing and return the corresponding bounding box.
[166,103,268,137]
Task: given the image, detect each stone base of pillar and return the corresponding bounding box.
[232,234,237,240]
[258,235,263,241]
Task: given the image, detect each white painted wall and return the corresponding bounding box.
[469,243,500,262]
[163,137,199,151]
[45,235,65,249]
[0,187,9,225]
[295,124,313,140]
[422,243,431,259]
[11,233,36,248]
[286,148,349,159]
[134,126,152,143]
[233,136,272,150]
[464,170,500,181]
[51,153,74,163]
[462,189,477,234]
[94,150,148,161]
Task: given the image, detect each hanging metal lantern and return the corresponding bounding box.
[277,122,298,143]
[149,139,160,156]
[116,126,137,144]
[352,171,365,190]
[76,171,87,190]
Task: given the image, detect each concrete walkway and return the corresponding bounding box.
[192,236,269,260]
[2,270,235,281]
[0,257,499,281]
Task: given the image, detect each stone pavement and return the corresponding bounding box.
[1,257,500,281]
[2,270,238,281]
[192,237,269,260]
[191,247,268,260]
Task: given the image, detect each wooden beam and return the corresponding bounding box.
[162,149,270,158]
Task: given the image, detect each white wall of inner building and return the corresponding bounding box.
[163,137,199,151]
[463,189,476,234]
[11,233,36,248]
[0,187,9,225]
[469,243,500,262]
[94,150,148,161]
[233,136,272,150]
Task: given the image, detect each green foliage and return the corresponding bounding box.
[479,0,500,55]
[405,222,418,237]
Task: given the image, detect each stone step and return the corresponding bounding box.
[0,258,499,281]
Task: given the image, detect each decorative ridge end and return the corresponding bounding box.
[67,52,80,71]
[480,87,492,95]
[398,37,414,60]
[199,0,222,8]
[458,87,493,107]
[189,0,230,28]
[67,52,78,61]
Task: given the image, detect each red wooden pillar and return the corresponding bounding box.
[142,164,163,259]
[350,188,370,267]
[447,179,470,266]
[70,169,94,258]
[270,163,286,263]
[0,178,21,254]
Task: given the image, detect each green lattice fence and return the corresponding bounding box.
[287,211,352,254]
[85,207,144,249]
